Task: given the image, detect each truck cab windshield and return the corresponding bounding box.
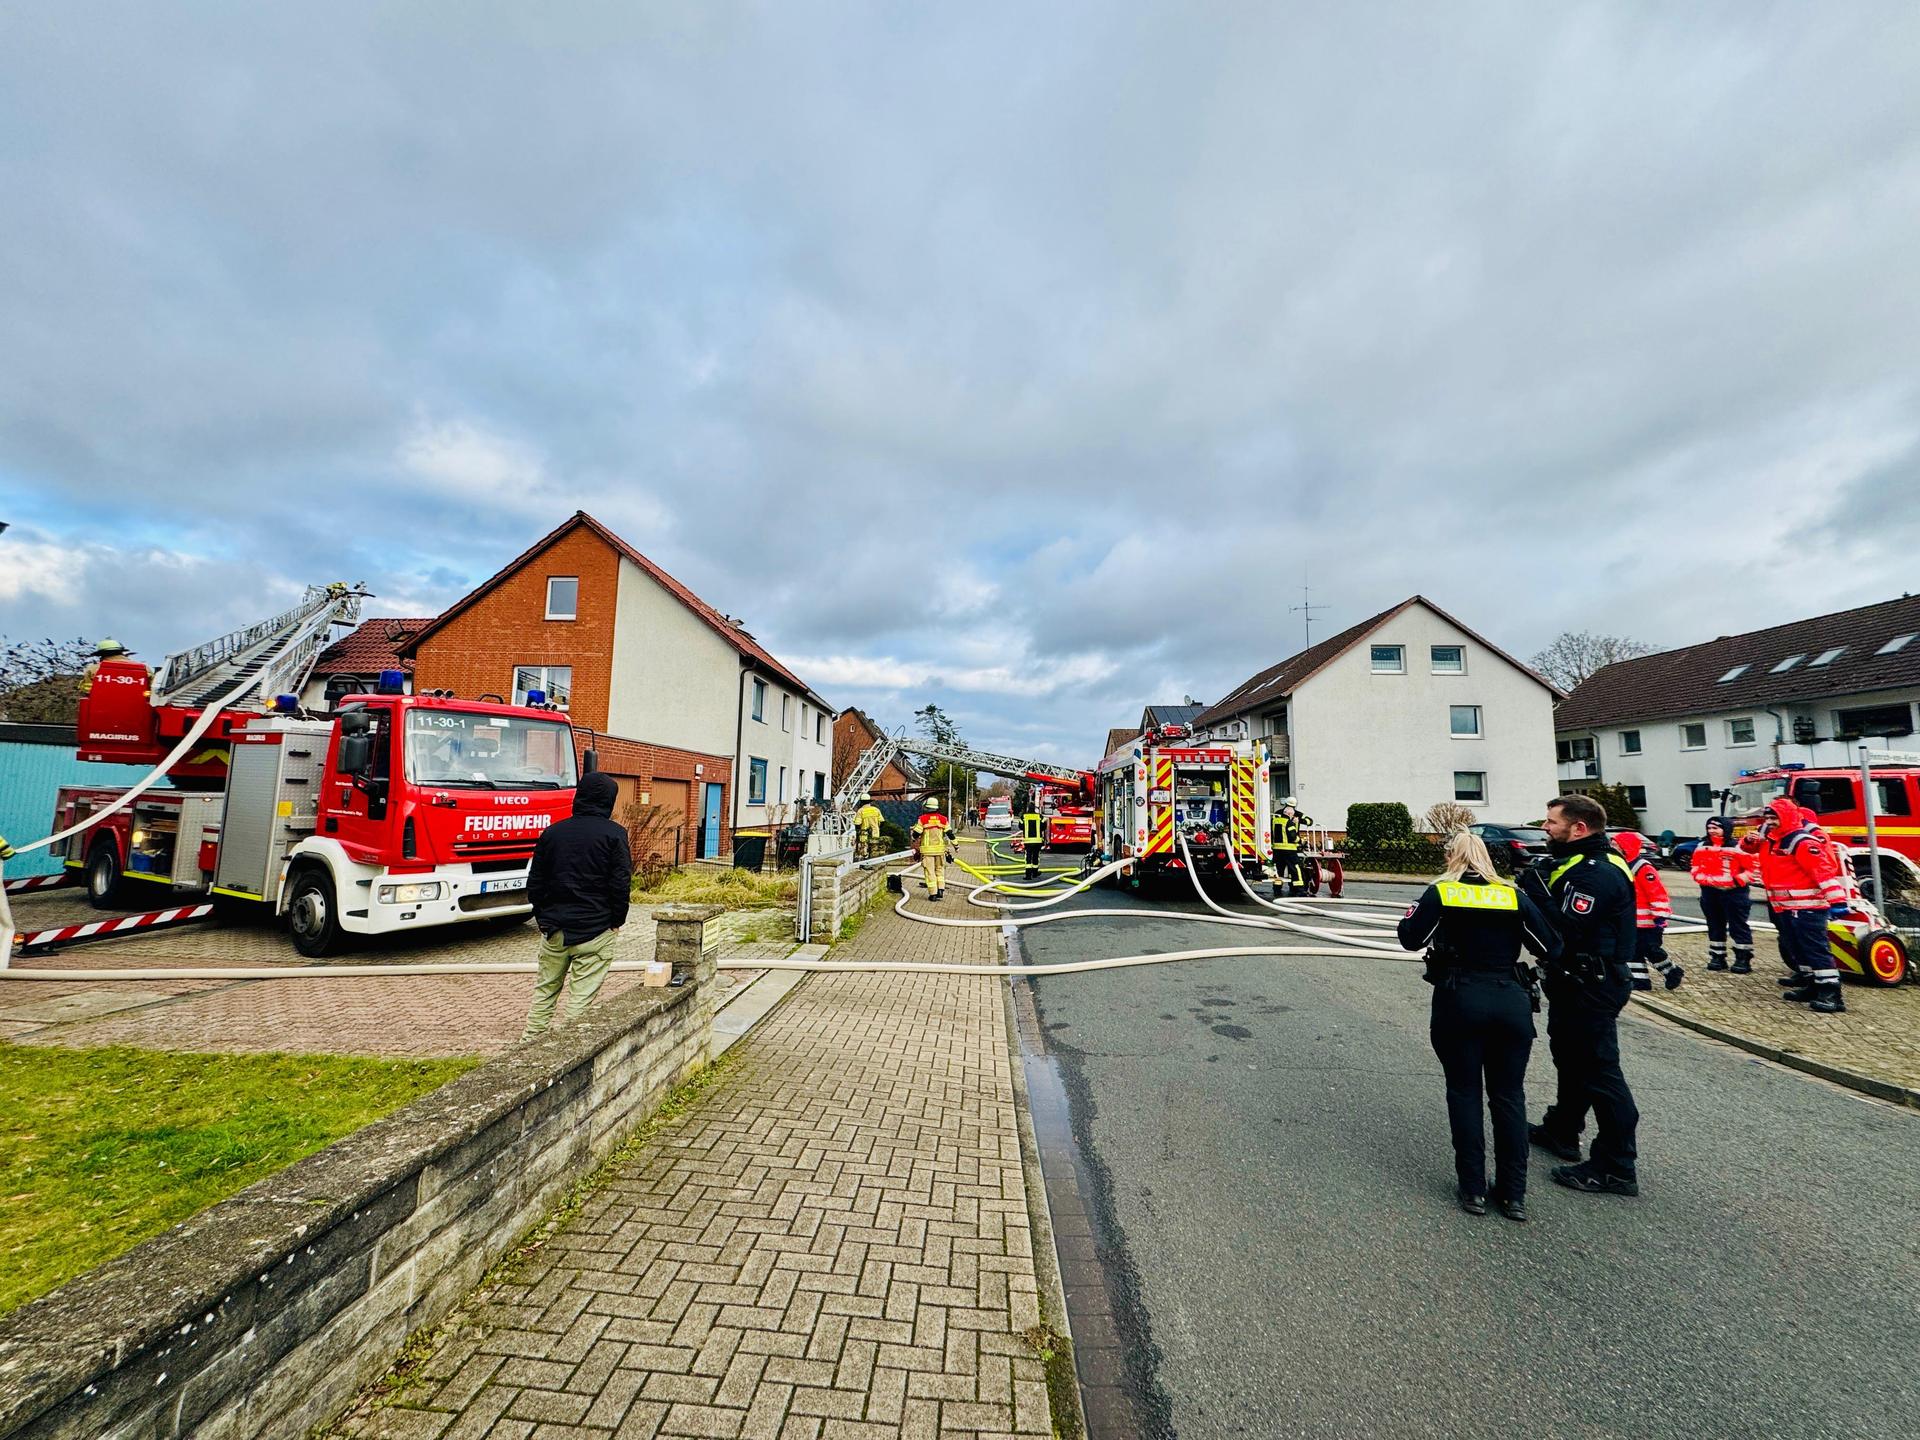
[404,711,578,790]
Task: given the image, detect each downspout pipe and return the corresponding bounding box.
[735,661,750,837]
[1764,705,1786,765]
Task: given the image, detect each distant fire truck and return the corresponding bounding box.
[1095,724,1270,887]
[27,587,580,957]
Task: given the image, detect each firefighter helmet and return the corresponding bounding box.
[923,796,942,811]
[92,637,132,659]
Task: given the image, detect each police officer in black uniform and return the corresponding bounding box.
[1519,793,1642,1197]
[1399,830,1560,1220]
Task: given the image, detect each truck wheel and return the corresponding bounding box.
[286,869,344,958]
[1859,929,1909,987]
[86,841,128,911]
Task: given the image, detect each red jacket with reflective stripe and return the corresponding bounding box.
[1755,828,1848,910]
[1627,857,1672,928]
[1690,842,1755,889]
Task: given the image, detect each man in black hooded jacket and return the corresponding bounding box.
[520,769,632,1040]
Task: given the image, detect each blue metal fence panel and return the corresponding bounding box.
[0,737,150,876]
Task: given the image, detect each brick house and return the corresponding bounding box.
[403,511,831,862]
[299,617,429,709]
[831,708,924,799]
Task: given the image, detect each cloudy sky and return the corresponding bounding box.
[4,2,1918,761]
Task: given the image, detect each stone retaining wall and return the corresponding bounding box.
[805,855,894,941]
[0,905,724,1440]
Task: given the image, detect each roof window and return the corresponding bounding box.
[1877,634,1916,655]
[1770,654,1805,673]
[1716,665,1748,683]
[1810,646,1846,666]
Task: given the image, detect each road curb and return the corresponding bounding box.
[1631,994,1920,1111]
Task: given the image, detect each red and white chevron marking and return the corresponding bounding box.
[11,904,215,953]
[2,872,76,895]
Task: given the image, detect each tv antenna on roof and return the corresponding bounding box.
[1290,584,1328,648]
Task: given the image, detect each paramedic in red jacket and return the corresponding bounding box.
[1614,832,1683,990]
[1742,796,1849,1013]
[1690,816,1757,973]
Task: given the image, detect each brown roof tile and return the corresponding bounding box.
[1554,594,1920,731]
[315,617,430,675]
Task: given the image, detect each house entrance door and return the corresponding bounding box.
[702,782,724,860]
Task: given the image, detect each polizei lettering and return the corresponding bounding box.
[462,813,553,833]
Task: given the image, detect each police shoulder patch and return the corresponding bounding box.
[1404,903,1418,918]
[1568,891,1595,915]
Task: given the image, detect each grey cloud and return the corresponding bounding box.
[3,2,1918,761]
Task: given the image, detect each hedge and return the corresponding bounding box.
[1345,802,1415,851]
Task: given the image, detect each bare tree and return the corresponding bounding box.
[0,636,94,724]
[1530,631,1659,692]
[1422,801,1477,836]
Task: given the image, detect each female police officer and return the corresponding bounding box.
[1398,831,1560,1221]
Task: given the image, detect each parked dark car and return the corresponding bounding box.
[1669,837,1701,869]
[1469,823,1550,874]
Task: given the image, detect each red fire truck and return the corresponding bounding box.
[1041,789,1095,852]
[29,587,580,957]
[1095,725,1270,888]
[1723,763,1920,870]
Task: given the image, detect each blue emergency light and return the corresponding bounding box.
[526,688,547,707]
[273,694,299,713]
[377,669,406,694]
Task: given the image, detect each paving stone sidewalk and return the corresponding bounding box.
[1647,931,1920,1092]
[0,902,784,1056]
[332,889,1053,1439]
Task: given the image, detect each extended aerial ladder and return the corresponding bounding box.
[821,734,1093,844]
[75,583,368,782]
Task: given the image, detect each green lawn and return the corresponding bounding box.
[0,1044,476,1314]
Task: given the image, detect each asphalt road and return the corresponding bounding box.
[1016,882,1920,1440]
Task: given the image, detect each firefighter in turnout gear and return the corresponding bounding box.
[1614,832,1683,990]
[912,797,951,900]
[1398,831,1560,1222]
[1691,816,1756,972]
[855,795,885,859]
[1272,800,1311,895]
[79,637,134,694]
[1519,794,1642,1197]
[1743,796,1849,1013]
[1022,804,1045,880]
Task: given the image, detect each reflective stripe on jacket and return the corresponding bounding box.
[1756,826,1847,910]
[1690,842,1754,889]
[1628,856,1672,928]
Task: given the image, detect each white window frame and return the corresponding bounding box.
[512,664,572,709]
[1685,782,1713,812]
[1429,645,1465,674]
[1625,785,1648,810]
[1619,730,1642,755]
[781,694,791,731]
[1680,722,1707,751]
[1449,705,1483,739]
[1453,770,1488,804]
[1726,716,1757,747]
[1370,645,1406,675]
[778,765,788,802]
[544,576,578,621]
[751,678,767,723]
[816,711,826,744]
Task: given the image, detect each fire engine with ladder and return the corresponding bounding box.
[7,586,582,959]
[828,724,1274,889]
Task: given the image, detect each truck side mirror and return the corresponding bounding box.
[339,733,374,775]
[339,709,372,737]
[583,749,598,774]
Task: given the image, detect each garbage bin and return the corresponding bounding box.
[732,830,769,871]
[776,824,810,869]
